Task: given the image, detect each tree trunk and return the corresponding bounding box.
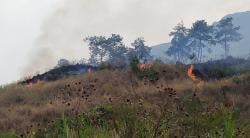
[198,39,202,63]
[224,34,228,59]
[100,48,104,64]
[196,47,200,63]
[200,47,203,62]
[178,51,180,62]
[200,40,202,62]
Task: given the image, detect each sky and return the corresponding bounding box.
[0,0,250,85]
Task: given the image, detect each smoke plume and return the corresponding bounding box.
[22,0,248,76]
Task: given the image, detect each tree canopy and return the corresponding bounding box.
[131,38,152,63]
[215,17,242,58]
[166,22,190,63]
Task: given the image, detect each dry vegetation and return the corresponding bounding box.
[0,63,249,137]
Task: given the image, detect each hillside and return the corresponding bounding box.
[150,43,170,61]
[151,11,250,60]
[20,64,94,84]
[0,63,249,137]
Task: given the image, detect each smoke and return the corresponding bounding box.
[22,0,172,76]
[22,0,250,76]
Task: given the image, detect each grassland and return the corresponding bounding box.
[0,63,249,138]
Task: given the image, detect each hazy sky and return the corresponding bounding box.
[0,0,250,85]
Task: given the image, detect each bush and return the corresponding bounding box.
[130,57,159,82]
[208,67,235,79]
[99,62,112,70]
[130,57,140,74]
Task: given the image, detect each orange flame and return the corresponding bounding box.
[26,80,44,87]
[187,64,204,87]
[138,64,153,71]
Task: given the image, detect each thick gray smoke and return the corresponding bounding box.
[22,0,173,76]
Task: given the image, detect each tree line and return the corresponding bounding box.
[167,17,242,63]
[84,34,152,66]
[83,17,241,66]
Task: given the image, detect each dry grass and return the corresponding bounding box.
[0,63,249,137]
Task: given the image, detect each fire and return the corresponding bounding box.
[26,80,44,87]
[138,64,153,71]
[187,65,199,82]
[187,64,204,87]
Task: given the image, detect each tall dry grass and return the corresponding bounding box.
[0,63,249,137]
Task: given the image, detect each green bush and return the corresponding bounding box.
[130,57,140,74]
[0,132,19,138]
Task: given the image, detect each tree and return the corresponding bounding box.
[57,59,70,67]
[131,38,152,63]
[85,34,128,65]
[88,54,99,65]
[166,22,190,63]
[106,34,128,65]
[84,36,108,64]
[215,17,242,58]
[109,45,128,64]
[248,52,250,61]
[188,20,214,62]
[127,48,137,61]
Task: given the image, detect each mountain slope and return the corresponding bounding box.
[224,11,250,57]
[150,43,170,60]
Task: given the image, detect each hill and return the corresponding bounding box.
[0,63,249,137]
[20,64,94,84]
[150,43,170,61]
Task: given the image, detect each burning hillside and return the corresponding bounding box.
[0,63,249,137]
[20,64,95,85]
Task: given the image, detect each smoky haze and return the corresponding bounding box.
[22,0,250,77]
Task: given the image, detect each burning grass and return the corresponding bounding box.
[0,63,249,137]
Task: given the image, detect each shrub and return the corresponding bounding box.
[99,62,112,70]
[208,67,235,79]
[130,57,159,82]
[130,57,140,74]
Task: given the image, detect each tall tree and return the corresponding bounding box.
[131,38,152,63]
[84,34,127,65]
[166,22,190,63]
[127,48,137,61]
[107,34,128,65]
[215,17,242,58]
[188,20,214,62]
[84,36,108,64]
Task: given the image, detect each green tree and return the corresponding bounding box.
[166,22,190,63]
[106,34,128,65]
[189,20,214,62]
[127,48,137,61]
[84,34,127,65]
[131,38,152,63]
[84,36,108,64]
[215,17,242,58]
